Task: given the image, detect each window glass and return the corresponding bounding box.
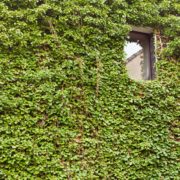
[124,32,153,80]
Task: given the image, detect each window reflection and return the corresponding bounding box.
[125,41,144,80]
[124,32,151,81]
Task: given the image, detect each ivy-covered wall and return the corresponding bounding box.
[0,0,179,179]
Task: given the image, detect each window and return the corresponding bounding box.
[124,27,155,81]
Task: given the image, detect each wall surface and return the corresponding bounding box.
[0,0,179,179]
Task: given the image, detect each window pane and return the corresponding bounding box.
[125,41,144,80]
[124,32,152,81]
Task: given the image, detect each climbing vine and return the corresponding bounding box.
[0,0,179,179]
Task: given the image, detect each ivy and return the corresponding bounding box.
[0,0,179,179]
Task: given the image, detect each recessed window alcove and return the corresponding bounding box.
[124,27,155,81]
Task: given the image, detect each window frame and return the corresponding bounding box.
[125,27,156,80]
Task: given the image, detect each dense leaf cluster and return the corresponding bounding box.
[0,0,179,179]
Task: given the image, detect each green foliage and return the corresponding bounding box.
[0,0,179,179]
